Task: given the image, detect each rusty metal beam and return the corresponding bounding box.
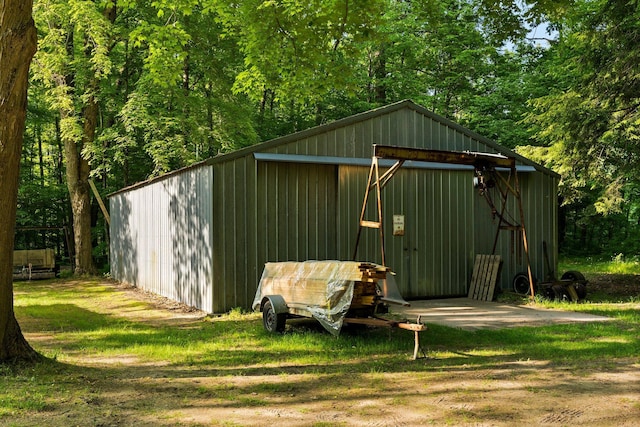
[373,145,515,169]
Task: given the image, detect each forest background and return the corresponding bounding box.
[16,0,640,274]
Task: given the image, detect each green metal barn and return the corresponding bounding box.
[109,100,559,314]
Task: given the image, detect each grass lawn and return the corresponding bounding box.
[2,264,639,426]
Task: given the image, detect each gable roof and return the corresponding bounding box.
[109,99,557,197]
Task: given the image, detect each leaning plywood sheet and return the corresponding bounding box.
[253,261,365,335]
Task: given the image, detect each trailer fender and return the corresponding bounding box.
[260,295,288,314]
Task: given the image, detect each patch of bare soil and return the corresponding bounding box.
[13,278,640,427]
[587,273,640,298]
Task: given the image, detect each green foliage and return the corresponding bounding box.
[213,0,386,106]
[560,255,640,275]
[19,0,640,261]
[523,0,640,208]
[516,0,640,256]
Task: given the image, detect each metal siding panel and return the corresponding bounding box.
[276,163,289,259]
[111,103,557,310]
[414,110,424,149]
[307,135,318,156]
[338,165,475,298]
[159,166,214,312]
[255,160,265,269]
[223,161,237,310]
[352,122,364,157]
[246,157,259,310]
[256,161,337,264]
[471,169,558,292]
[201,167,214,313]
[110,194,137,284]
[234,159,248,308]
[111,165,212,313]
[266,162,279,261]
[316,133,327,156]
[120,165,213,312]
[212,163,225,312]
[361,119,373,158]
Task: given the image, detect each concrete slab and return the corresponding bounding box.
[393,298,612,330]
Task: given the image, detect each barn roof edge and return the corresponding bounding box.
[108,99,558,197]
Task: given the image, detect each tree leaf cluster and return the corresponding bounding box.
[17,0,640,266]
[520,0,640,255]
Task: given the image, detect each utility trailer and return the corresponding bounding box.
[253,261,427,359]
[13,249,59,280]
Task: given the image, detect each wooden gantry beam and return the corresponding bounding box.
[353,144,535,299]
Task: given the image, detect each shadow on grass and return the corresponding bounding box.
[6,299,640,426]
[15,299,640,374]
[10,284,639,376]
[3,339,639,427]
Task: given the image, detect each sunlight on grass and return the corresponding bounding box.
[11,276,640,370]
[4,275,640,426]
[560,256,640,275]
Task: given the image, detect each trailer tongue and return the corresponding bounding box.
[253,260,427,359]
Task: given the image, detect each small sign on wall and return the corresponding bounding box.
[393,214,405,236]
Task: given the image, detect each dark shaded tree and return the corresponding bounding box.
[0,0,40,362]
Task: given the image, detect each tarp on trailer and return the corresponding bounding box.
[252,260,408,335]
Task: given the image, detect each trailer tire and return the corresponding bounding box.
[512,272,536,295]
[262,300,286,333]
[561,270,587,299]
[561,270,586,283]
[574,283,587,300]
[551,284,567,301]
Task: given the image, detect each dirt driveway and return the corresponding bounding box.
[395,297,612,330]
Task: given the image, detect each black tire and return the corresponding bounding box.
[541,286,555,300]
[574,283,587,300]
[262,300,286,333]
[561,270,586,283]
[561,270,587,299]
[551,284,567,301]
[513,272,536,295]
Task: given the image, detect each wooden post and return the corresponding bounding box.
[88,179,110,225]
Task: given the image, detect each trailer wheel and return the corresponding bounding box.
[573,283,587,300]
[551,284,568,301]
[512,272,536,295]
[561,270,586,283]
[262,300,286,333]
[561,270,587,299]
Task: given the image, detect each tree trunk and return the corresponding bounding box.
[63,105,96,275]
[371,46,387,104]
[0,0,40,362]
[62,4,115,274]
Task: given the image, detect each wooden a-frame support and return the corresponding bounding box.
[352,144,536,299]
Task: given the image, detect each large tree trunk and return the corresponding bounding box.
[63,105,96,275]
[0,0,40,362]
[62,5,116,275]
